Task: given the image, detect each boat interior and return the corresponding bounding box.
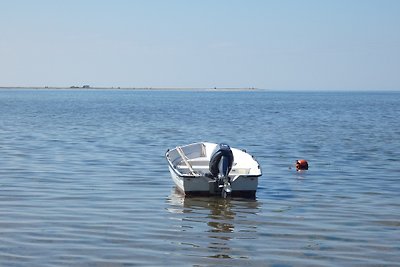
[168,143,252,176]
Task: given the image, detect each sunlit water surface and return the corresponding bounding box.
[0,89,399,266]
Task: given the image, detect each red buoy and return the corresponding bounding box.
[296,159,308,171]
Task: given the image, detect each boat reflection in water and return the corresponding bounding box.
[166,189,261,262]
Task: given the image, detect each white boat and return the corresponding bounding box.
[165,142,262,197]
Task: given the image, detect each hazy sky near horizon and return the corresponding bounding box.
[1,0,399,90]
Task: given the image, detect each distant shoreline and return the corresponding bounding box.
[0,86,260,91]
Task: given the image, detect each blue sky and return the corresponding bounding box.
[1,0,399,90]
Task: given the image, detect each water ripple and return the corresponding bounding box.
[1,90,399,266]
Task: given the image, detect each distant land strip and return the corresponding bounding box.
[0,86,260,91]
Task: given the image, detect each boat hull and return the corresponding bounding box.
[166,142,261,198]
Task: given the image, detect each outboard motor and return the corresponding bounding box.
[209,143,234,196]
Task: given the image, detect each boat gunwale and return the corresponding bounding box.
[165,146,262,180]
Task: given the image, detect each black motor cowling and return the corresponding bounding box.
[209,143,234,178]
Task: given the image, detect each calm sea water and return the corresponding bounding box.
[0,89,399,266]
